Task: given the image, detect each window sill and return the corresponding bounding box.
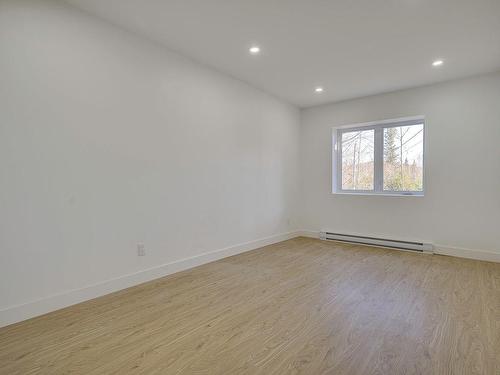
[332,191,424,197]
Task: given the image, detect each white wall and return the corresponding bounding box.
[300,72,500,258]
[0,0,300,324]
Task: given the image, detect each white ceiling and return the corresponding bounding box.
[66,0,500,108]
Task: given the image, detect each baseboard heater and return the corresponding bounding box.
[319,231,433,253]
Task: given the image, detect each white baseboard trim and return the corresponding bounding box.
[0,231,301,328]
[295,230,319,238]
[297,230,500,263]
[434,244,500,263]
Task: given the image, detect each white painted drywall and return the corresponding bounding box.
[0,0,300,317]
[300,72,500,255]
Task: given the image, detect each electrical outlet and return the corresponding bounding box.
[137,243,146,256]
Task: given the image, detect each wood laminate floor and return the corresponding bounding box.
[1,237,499,374]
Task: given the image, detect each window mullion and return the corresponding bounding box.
[336,131,342,192]
[374,127,383,192]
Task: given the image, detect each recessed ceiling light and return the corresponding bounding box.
[432,59,444,67]
[249,46,260,55]
[315,87,324,93]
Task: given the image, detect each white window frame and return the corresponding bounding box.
[332,116,426,196]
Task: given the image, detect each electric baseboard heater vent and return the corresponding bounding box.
[319,231,433,253]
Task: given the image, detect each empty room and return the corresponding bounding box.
[1,0,499,374]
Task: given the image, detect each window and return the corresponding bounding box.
[341,129,374,190]
[333,117,425,195]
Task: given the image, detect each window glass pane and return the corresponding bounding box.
[341,129,374,190]
[383,124,424,191]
